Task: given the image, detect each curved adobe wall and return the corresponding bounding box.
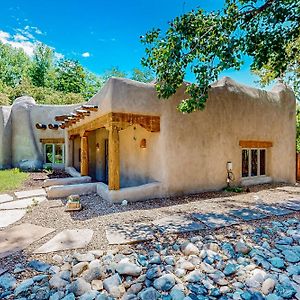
[0,106,12,169]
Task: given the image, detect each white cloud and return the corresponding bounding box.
[14,33,28,41]
[0,29,36,56]
[82,52,90,58]
[0,30,10,42]
[0,26,57,58]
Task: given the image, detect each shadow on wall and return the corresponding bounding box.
[120,176,155,188]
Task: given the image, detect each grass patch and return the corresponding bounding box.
[0,168,29,193]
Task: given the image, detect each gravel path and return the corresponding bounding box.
[1,182,300,272]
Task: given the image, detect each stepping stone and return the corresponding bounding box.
[34,229,93,253]
[14,188,46,199]
[0,223,54,259]
[0,194,14,204]
[153,215,206,234]
[255,204,293,216]
[192,213,239,229]
[282,200,300,211]
[106,223,154,245]
[0,196,46,210]
[229,208,268,221]
[0,210,26,228]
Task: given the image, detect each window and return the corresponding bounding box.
[44,144,65,164]
[242,149,266,178]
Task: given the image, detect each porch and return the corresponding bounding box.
[62,111,161,194]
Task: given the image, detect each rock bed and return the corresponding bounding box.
[1,216,300,300]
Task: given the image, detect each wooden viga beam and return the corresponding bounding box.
[55,115,69,122]
[48,124,59,130]
[75,109,91,117]
[81,104,98,111]
[36,123,47,130]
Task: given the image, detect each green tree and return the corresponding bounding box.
[102,66,127,82]
[83,71,104,99]
[131,68,155,83]
[30,43,54,87]
[0,42,31,87]
[55,59,86,94]
[141,0,299,113]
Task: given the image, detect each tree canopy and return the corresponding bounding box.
[141,0,299,113]
[0,42,153,106]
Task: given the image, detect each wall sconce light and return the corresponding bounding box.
[96,143,100,151]
[140,139,147,149]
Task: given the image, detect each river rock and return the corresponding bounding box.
[184,270,202,283]
[27,260,51,272]
[73,262,89,277]
[223,264,238,276]
[91,279,103,291]
[103,274,124,298]
[49,274,69,289]
[116,262,142,277]
[128,283,143,294]
[269,257,285,269]
[261,278,276,295]
[0,273,16,290]
[138,287,159,300]
[67,278,92,297]
[282,250,300,263]
[74,253,95,262]
[181,243,199,256]
[153,274,175,291]
[235,241,251,255]
[14,278,34,296]
[146,266,161,280]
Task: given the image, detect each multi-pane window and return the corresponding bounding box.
[44,144,65,164]
[242,149,266,178]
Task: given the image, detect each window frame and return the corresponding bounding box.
[241,148,266,178]
[44,143,65,165]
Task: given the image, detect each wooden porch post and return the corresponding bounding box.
[108,125,120,190]
[80,132,89,176]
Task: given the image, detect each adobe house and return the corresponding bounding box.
[0,77,296,202]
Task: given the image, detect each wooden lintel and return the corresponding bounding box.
[40,138,65,144]
[239,140,273,148]
[67,112,160,136]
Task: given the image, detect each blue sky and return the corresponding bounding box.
[0,0,261,87]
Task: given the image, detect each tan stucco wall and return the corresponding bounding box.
[159,79,296,195]
[73,136,81,172]
[94,128,109,182]
[119,125,161,187]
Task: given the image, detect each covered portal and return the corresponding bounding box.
[59,110,160,191]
